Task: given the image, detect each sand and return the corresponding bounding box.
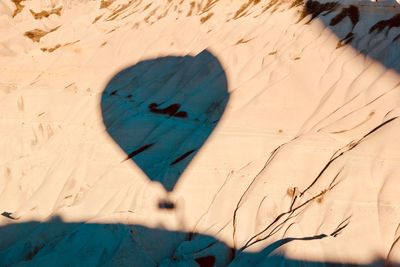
[1,0,400,266]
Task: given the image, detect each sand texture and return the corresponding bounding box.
[1,0,400,266]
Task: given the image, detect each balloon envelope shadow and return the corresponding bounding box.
[101,50,229,194]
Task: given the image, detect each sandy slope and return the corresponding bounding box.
[1,0,400,266]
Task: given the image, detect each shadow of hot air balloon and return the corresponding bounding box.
[101,49,229,208]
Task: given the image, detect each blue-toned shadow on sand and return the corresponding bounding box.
[101,50,229,194]
[0,216,388,266]
[301,0,400,74]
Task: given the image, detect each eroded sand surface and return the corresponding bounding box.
[1,0,400,266]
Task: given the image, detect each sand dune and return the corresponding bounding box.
[1,0,400,266]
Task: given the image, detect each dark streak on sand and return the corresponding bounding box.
[302,0,338,24]
[336,32,354,48]
[1,212,17,220]
[124,143,154,161]
[170,149,196,166]
[195,255,216,267]
[158,200,175,209]
[369,13,400,34]
[148,103,188,118]
[330,5,359,29]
